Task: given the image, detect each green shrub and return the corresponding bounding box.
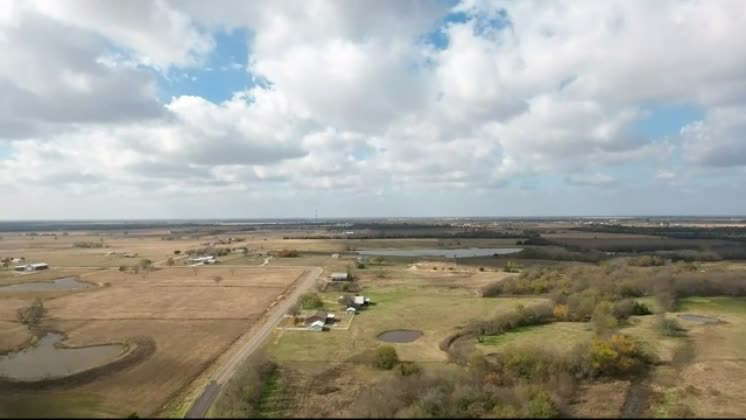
[16,298,46,327]
[591,301,618,336]
[612,299,652,320]
[503,261,520,273]
[656,315,687,337]
[273,249,300,257]
[399,361,422,376]
[586,334,649,377]
[374,345,399,370]
[299,293,323,310]
[525,389,558,418]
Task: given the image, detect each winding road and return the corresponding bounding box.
[185,265,323,418]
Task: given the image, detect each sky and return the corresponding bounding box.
[1,0,746,219]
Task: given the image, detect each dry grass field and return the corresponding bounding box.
[0,321,34,354]
[48,319,252,416]
[645,297,746,417]
[0,262,305,417]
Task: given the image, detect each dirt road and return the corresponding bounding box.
[185,266,323,418]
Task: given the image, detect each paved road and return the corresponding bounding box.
[185,381,220,419]
[184,266,323,418]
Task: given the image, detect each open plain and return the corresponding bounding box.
[1,219,746,418]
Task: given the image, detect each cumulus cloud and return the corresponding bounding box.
[0,5,164,139]
[29,0,214,69]
[681,106,746,167]
[2,0,746,217]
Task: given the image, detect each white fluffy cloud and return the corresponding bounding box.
[681,106,746,167]
[2,0,746,217]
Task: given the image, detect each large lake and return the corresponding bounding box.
[357,247,523,258]
[0,277,91,292]
[0,333,125,381]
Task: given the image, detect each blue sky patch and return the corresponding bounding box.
[0,144,11,160]
[634,103,705,139]
[158,28,254,104]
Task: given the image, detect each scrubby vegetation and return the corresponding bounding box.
[17,298,46,327]
[373,345,399,370]
[185,246,232,257]
[482,263,746,315]
[211,353,279,417]
[355,333,651,418]
[271,249,300,258]
[299,292,324,310]
[73,241,105,248]
[655,314,687,337]
[468,303,554,337]
[628,255,666,267]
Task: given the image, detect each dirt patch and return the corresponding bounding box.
[621,377,652,418]
[569,380,630,418]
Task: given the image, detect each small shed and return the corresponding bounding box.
[15,262,49,272]
[346,306,357,313]
[29,263,49,271]
[330,272,350,281]
[331,253,340,259]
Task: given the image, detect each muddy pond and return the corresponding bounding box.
[0,277,92,293]
[0,333,125,381]
[358,248,523,258]
[377,329,423,343]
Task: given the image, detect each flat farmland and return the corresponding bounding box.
[1,266,306,417]
[0,234,208,267]
[82,266,302,287]
[43,319,251,417]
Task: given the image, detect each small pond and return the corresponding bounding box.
[678,314,721,324]
[0,277,92,293]
[377,329,423,343]
[358,248,523,258]
[0,333,125,381]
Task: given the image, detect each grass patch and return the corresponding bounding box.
[476,322,593,353]
[677,296,746,315]
[256,368,288,417]
[0,392,117,418]
[269,286,547,363]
